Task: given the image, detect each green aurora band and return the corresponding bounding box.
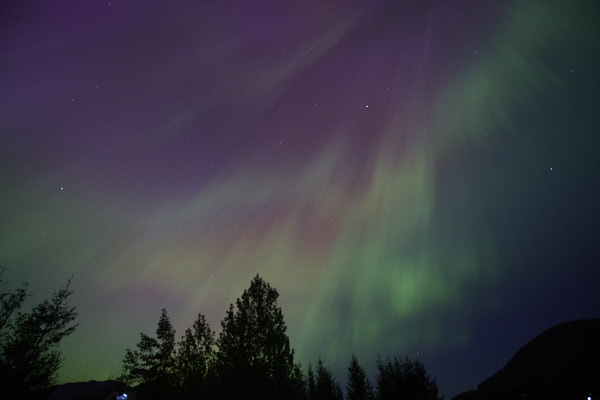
[1,0,598,395]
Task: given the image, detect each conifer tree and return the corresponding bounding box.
[375,355,441,400]
[175,313,215,398]
[347,354,374,400]
[336,384,345,400]
[120,309,176,399]
[307,363,317,400]
[315,358,344,400]
[215,274,304,400]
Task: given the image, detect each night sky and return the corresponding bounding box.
[1,1,599,397]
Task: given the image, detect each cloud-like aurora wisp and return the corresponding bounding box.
[1,1,598,393]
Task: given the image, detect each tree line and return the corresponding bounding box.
[118,274,443,400]
[0,269,442,400]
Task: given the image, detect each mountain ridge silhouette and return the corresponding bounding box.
[47,380,132,400]
[452,318,600,400]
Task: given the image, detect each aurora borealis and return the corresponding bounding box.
[1,0,599,397]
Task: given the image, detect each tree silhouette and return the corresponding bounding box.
[114,278,449,400]
[0,266,28,334]
[375,355,442,400]
[175,313,215,399]
[214,274,304,400]
[315,358,344,400]
[120,308,176,399]
[0,275,78,400]
[307,362,317,400]
[347,354,374,400]
[337,385,345,400]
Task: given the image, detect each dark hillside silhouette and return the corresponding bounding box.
[47,380,132,400]
[452,319,600,400]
